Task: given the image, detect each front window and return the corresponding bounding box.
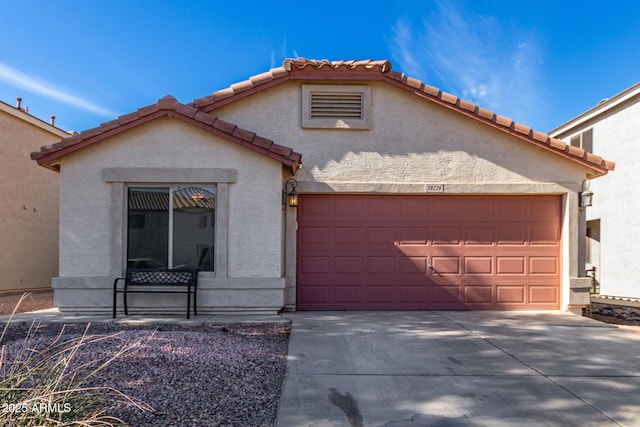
[127,186,215,271]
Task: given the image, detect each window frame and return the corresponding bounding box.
[103,167,236,278]
[126,185,216,271]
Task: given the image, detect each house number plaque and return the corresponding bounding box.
[425,184,445,193]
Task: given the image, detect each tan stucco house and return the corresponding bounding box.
[31,59,614,315]
[550,82,639,301]
[1,98,68,308]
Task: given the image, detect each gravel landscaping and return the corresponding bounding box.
[0,322,290,426]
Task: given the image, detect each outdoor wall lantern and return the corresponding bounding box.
[579,179,593,208]
[283,178,299,209]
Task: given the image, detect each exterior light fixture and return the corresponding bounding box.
[579,179,593,208]
[283,178,299,209]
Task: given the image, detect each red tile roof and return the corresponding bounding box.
[192,58,614,176]
[33,59,614,176]
[31,96,302,173]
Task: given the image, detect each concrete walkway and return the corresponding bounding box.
[0,308,289,326]
[277,311,640,427]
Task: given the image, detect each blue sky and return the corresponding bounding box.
[1,1,639,133]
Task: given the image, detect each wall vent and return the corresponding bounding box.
[302,84,371,129]
[310,92,364,120]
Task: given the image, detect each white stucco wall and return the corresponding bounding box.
[59,118,283,278]
[216,82,585,185]
[554,96,640,298]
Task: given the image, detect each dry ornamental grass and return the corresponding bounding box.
[0,297,290,426]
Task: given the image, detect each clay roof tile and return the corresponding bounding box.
[458,99,476,113]
[513,122,531,136]
[99,119,121,132]
[495,115,513,128]
[118,111,139,125]
[212,118,237,134]
[477,107,495,121]
[439,91,458,105]
[137,104,160,116]
[175,103,198,118]
[194,110,215,125]
[230,79,254,93]
[549,138,567,150]
[232,127,256,142]
[531,130,549,143]
[249,71,275,86]
[157,95,178,110]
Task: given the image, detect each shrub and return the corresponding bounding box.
[0,294,153,426]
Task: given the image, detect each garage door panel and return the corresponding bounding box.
[334,257,363,274]
[530,257,558,274]
[365,285,396,303]
[431,256,461,274]
[529,198,562,220]
[367,227,396,244]
[464,285,493,304]
[530,226,560,245]
[299,286,330,305]
[529,286,558,304]
[462,198,494,219]
[399,257,428,274]
[367,257,396,274]
[366,197,396,218]
[300,256,330,274]
[399,198,429,218]
[297,195,560,310]
[431,198,462,219]
[497,199,527,218]
[497,285,526,304]
[398,285,428,303]
[334,286,362,303]
[497,226,527,245]
[464,257,493,274]
[398,227,428,245]
[464,227,494,245]
[301,227,331,245]
[300,197,332,219]
[431,285,462,303]
[335,197,363,216]
[334,227,363,245]
[432,227,462,245]
[497,257,526,274]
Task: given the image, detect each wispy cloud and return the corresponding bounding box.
[270,39,302,69]
[0,62,116,117]
[390,1,544,128]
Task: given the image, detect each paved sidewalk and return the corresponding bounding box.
[0,308,289,326]
[277,311,640,426]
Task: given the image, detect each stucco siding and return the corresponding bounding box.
[556,98,640,298]
[216,82,586,186]
[58,118,283,279]
[0,109,61,292]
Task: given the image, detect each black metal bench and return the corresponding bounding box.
[113,268,199,319]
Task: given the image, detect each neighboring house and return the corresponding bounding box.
[550,82,640,300]
[0,98,69,307]
[31,59,615,315]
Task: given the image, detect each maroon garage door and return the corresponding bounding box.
[296,195,561,310]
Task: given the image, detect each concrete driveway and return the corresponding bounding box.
[276,311,640,427]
